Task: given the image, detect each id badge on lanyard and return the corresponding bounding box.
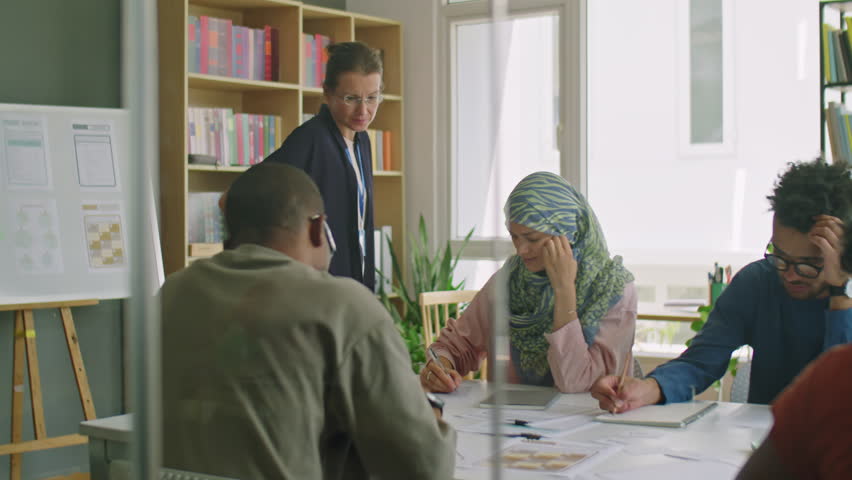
[345,139,367,274]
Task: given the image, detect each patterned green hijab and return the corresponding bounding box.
[503,172,633,384]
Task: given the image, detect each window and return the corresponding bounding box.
[677,0,735,155]
[452,14,561,240]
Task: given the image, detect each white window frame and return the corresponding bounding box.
[437,0,587,259]
[676,0,736,157]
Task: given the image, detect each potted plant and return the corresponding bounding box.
[377,215,474,372]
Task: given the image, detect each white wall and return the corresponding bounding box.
[587,0,819,269]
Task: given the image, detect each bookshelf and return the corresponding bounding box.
[157,0,405,280]
[819,1,852,163]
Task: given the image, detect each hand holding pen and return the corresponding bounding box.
[420,347,463,393]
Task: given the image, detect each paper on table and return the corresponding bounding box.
[595,458,738,480]
[719,404,773,429]
[463,439,619,478]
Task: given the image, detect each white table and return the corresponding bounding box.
[80,382,772,480]
[80,414,132,480]
[441,382,772,479]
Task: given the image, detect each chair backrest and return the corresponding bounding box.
[730,361,751,403]
[419,290,479,347]
[632,356,644,379]
[419,290,483,379]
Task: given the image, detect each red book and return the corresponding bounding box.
[271,27,279,81]
[264,25,273,81]
[208,17,219,75]
[314,34,323,87]
[320,35,331,85]
[383,130,392,171]
[200,16,209,74]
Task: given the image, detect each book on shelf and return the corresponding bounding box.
[826,101,852,165]
[364,129,393,171]
[187,107,282,166]
[373,225,393,294]
[187,15,279,81]
[302,33,332,87]
[187,192,226,244]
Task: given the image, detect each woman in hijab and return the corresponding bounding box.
[421,171,637,393]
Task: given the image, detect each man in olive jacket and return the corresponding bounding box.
[162,163,455,479]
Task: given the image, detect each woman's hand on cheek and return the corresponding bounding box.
[543,236,578,294]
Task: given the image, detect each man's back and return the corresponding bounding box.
[161,244,455,479]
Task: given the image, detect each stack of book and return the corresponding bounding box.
[373,225,393,294]
[825,101,852,164]
[822,20,852,84]
[187,107,282,166]
[303,33,332,87]
[187,192,225,245]
[187,15,279,81]
[365,129,393,172]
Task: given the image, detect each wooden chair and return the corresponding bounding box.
[419,290,487,380]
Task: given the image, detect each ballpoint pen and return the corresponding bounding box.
[428,347,451,375]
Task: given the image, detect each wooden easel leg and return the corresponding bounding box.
[59,307,97,420]
[22,310,47,439]
[10,311,25,480]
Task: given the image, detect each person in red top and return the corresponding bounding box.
[738,221,852,480]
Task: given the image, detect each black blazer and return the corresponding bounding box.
[264,104,375,291]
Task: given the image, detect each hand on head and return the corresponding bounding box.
[809,215,848,285]
[590,375,662,414]
[420,356,463,393]
[542,236,578,293]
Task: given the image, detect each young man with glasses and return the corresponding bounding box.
[737,222,852,479]
[592,159,852,411]
[161,163,456,479]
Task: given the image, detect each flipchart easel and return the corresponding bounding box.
[0,299,99,480]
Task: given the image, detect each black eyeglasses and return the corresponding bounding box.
[763,243,823,279]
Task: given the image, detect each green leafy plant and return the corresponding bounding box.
[377,215,474,372]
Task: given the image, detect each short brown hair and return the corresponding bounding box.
[322,41,383,92]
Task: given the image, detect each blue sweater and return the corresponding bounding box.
[649,259,852,404]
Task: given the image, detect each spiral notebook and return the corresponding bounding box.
[594,401,718,428]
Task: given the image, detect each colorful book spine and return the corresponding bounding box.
[271,27,280,81]
[383,130,392,171]
[255,28,265,81]
[375,130,383,171]
[264,25,273,81]
[200,16,209,74]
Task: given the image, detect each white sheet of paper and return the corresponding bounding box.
[2,115,52,189]
[11,199,64,274]
[80,200,127,271]
[596,458,738,480]
[72,120,119,189]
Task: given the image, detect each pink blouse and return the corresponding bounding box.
[430,275,637,393]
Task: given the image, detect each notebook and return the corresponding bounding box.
[478,388,560,410]
[594,401,718,428]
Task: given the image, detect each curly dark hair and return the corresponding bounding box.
[767,159,852,233]
[843,222,852,274]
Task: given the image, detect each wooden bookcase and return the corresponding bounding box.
[157,0,405,279]
[820,0,852,163]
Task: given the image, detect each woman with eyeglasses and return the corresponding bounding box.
[261,41,383,291]
[420,172,638,394]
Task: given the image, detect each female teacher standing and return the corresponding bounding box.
[265,42,383,290]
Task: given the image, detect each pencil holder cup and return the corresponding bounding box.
[709,281,727,307]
